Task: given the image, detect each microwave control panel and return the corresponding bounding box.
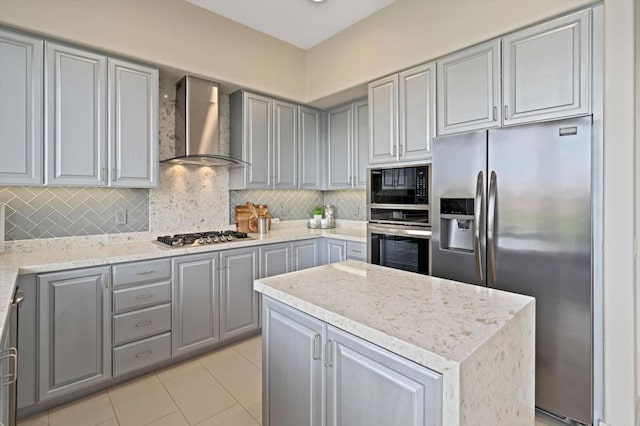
[415,166,429,203]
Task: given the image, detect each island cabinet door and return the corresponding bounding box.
[325,325,443,426]
[172,253,220,356]
[220,247,259,341]
[262,297,325,426]
[38,267,111,402]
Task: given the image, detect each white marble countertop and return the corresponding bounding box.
[0,225,365,336]
[254,260,536,425]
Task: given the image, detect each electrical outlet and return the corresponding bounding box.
[114,208,127,225]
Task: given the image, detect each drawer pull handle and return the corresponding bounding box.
[0,348,17,386]
[137,270,156,275]
[135,350,153,359]
[350,250,363,254]
[135,294,154,301]
[135,320,153,328]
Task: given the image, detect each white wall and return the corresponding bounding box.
[603,1,636,424]
[304,0,594,103]
[0,0,306,101]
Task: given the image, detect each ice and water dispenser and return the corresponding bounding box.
[439,198,475,253]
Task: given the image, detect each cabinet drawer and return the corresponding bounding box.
[346,242,366,261]
[113,304,171,345]
[113,281,170,313]
[113,332,171,377]
[112,259,171,288]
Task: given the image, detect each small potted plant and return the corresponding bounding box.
[312,206,323,220]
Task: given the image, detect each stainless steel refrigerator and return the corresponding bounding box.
[431,116,593,425]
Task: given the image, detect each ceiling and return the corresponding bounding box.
[186,0,396,49]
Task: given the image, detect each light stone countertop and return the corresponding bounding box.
[254,260,536,425]
[0,224,365,338]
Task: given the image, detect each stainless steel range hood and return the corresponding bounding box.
[162,75,249,167]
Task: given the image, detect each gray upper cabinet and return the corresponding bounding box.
[230,91,304,190]
[353,100,369,188]
[326,325,443,426]
[172,253,220,355]
[230,91,273,189]
[298,106,325,190]
[368,75,398,165]
[368,63,434,165]
[38,267,111,401]
[326,104,352,189]
[327,100,368,190]
[263,297,325,426]
[0,29,43,186]
[399,62,436,161]
[273,100,298,189]
[108,58,158,188]
[502,9,591,125]
[45,42,108,186]
[220,247,260,341]
[437,39,501,135]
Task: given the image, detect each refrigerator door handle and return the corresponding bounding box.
[474,171,484,281]
[488,170,498,283]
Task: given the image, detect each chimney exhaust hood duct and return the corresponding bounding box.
[161,75,249,167]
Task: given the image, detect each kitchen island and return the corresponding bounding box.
[255,260,535,426]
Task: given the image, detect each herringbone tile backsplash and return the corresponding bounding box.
[0,186,149,240]
[229,189,366,223]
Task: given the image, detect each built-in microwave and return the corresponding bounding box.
[367,164,431,227]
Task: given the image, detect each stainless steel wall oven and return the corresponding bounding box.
[367,164,431,275]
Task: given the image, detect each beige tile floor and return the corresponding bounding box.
[18,336,263,426]
[17,332,565,426]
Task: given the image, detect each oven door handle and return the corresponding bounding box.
[367,224,432,240]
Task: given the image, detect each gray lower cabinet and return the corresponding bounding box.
[0,321,9,426]
[220,247,260,340]
[260,243,291,278]
[346,241,366,262]
[261,240,321,278]
[37,267,111,401]
[262,296,443,426]
[292,240,320,271]
[326,325,442,426]
[263,297,325,426]
[17,276,36,410]
[326,239,347,264]
[172,253,220,355]
[0,29,43,185]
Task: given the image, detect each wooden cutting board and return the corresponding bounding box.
[235,202,271,232]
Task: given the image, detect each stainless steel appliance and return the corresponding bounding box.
[156,230,252,248]
[367,165,432,275]
[161,76,249,167]
[431,117,593,425]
